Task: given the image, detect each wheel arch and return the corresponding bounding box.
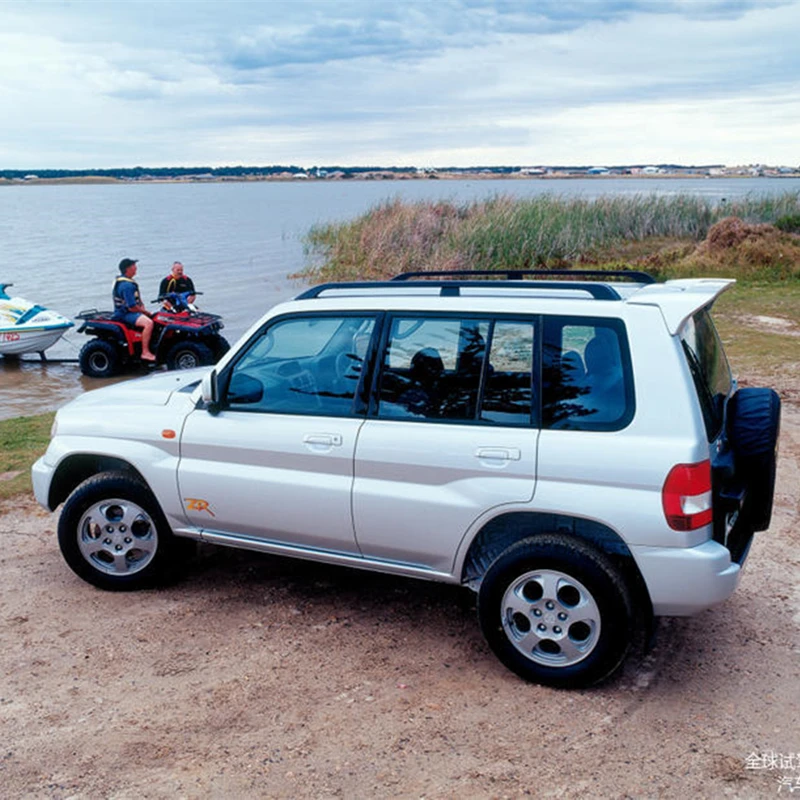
[461,511,653,619]
[47,453,146,510]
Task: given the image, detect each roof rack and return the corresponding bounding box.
[294,269,657,302]
[391,268,656,283]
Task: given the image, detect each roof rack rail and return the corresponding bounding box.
[296,279,626,300]
[391,268,657,283]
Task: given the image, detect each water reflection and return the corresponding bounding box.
[0,357,136,420]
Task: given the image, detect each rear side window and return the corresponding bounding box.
[680,309,732,440]
[374,315,534,425]
[542,317,634,431]
[376,317,490,421]
[481,321,535,425]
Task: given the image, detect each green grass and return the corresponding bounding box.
[0,412,54,500]
[713,282,800,383]
[299,192,800,282]
[296,191,800,391]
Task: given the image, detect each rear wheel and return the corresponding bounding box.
[57,471,193,590]
[478,535,633,688]
[165,340,215,370]
[79,339,119,378]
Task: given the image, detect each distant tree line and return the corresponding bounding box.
[0,166,305,179]
[0,163,726,180]
[0,165,516,179]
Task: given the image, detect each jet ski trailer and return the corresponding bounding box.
[0,283,74,359]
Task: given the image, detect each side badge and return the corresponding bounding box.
[184,497,216,517]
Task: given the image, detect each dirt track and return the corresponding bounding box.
[1,403,798,799]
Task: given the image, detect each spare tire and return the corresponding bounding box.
[727,387,781,531]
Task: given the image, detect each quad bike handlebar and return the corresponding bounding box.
[152,290,204,313]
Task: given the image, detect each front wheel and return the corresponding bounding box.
[165,340,215,370]
[79,339,120,378]
[478,535,633,688]
[57,471,192,590]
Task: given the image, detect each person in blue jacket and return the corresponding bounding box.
[112,258,156,361]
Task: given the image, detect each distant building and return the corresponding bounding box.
[587,167,609,175]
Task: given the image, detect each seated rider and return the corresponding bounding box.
[159,261,196,309]
[112,258,156,361]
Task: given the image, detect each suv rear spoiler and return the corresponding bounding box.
[626,278,735,334]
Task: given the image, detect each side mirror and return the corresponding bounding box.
[200,370,219,413]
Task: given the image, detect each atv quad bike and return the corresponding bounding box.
[76,292,229,378]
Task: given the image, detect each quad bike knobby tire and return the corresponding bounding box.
[79,339,120,378]
[165,340,215,371]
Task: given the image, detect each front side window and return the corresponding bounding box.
[542,317,634,431]
[223,314,375,415]
[680,308,732,440]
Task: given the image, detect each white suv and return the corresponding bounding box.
[33,270,781,687]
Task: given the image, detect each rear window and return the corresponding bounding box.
[680,308,732,440]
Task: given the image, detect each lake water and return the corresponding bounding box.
[2,176,799,419]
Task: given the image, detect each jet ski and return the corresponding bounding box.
[0,283,74,358]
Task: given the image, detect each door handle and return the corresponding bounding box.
[303,433,343,447]
[475,447,521,461]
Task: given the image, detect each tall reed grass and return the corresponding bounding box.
[299,191,800,281]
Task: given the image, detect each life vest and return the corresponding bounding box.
[162,275,192,295]
[113,276,141,310]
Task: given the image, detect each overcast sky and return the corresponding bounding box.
[1,0,798,169]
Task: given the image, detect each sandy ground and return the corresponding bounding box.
[1,399,798,799]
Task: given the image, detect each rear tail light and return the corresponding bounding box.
[662,460,713,531]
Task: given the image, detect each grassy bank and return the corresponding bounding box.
[299,192,800,282]
[0,413,54,501]
[296,189,800,401]
[713,283,800,386]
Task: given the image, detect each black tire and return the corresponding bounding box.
[165,340,215,371]
[79,339,120,378]
[727,388,781,531]
[57,471,193,591]
[210,335,230,362]
[478,535,633,688]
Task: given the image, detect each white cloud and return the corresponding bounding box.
[0,0,798,168]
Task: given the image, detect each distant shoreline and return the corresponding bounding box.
[0,172,793,187]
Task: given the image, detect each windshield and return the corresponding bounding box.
[680,308,732,440]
